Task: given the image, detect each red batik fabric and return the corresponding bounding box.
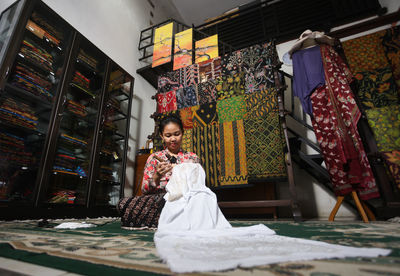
[156,90,177,113]
[310,45,379,200]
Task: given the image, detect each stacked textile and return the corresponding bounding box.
[77,49,98,71]
[53,148,77,175]
[343,27,400,190]
[0,97,38,130]
[72,71,90,90]
[12,62,53,101]
[155,43,286,188]
[99,165,114,181]
[20,38,53,72]
[60,133,87,147]
[31,11,64,45]
[66,100,87,117]
[0,131,33,166]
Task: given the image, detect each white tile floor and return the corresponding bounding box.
[0,257,82,276]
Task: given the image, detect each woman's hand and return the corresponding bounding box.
[152,161,173,186]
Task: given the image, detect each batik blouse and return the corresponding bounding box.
[141,149,201,194]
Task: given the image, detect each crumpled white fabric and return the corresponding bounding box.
[154,163,391,273]
[54,222,96,229]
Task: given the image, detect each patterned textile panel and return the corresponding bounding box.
[156,90,177,113]
[179,106,193,129]
[198,57,222,83]
[192,102,218,127]
[216,95,247,123]
[342,30,389,73]
[176,84,198,109]
[178,63,199,88]
[354,66,400,109]
[218,120,248,186]
[365,105,400,152]
[181,128,193,153]
[244,113,287,181]
[197,79,218,104]
[157,70,179,93]
[192,124,220,188]
[382,26,400,89]
[216,72,245,100]
[245,88,278,119]
[221,49,242,76]
[382,150,400,190]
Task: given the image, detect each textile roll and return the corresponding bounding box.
[365,105,400,152]
[382,150,400,190]
[198,57,222,83]
[156,90,177,113]
[178,63,199,88]
[381,26,400,89]
[342,30,388,73]
[179,106,193,129]
[193,124,220,188]
[216,95,246,123]
[181,128,193,153]
[197,79,218,105]
[354,66,399,110]
[192,103,218,127]
[176,84,198,109]
[216,72,245,100]
[245,87,278,119]
[218,120,248,186]
[244,114,286,181]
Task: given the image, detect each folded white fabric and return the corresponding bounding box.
[154,163,391,273]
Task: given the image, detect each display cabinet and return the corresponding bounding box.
[0,0,133,219]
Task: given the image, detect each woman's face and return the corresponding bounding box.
[161,122,183,153]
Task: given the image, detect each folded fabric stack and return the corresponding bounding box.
[25,19,60,46]
[31,12,64,45]
[103,107,118,131]
[100,137,117,156]
[12,62,53,101]
[0,131,33,166]
[60,133,87,147]
[48,190,76,204]
[66,100,87,117]
[20,38,53,72]
[53,147,76,175]
[0,97,38,130]
[99,165,114,181]
[77,49,98,71]
[72,71,90,89]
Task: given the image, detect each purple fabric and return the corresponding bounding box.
[292,45,325,116]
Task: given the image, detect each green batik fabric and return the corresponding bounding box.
[244,87,278,119]
[181,128,193,153]
[354,66,400,110]
[192,124,220,188]
[244,113,287,181]
[191,102,218,127]
[366,105,400,152]
[342,30,389,73]
[216,95,246,123]
[216,72,245,100]
[382,26,400,89]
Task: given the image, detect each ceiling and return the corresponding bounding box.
[169,0,255,26]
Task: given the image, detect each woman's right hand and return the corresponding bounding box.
[152,161,173,186]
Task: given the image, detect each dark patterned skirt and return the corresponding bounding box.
[117,192,166,228]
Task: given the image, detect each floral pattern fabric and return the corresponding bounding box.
[216,95,247,123]
[156,90,177,113]
[197,79,217,104]
[365,105,400,152]
[216,72,245,100]
[176,84,198,109]
[157,70,179,93]
[354,66,399,110]
[221,49,242,76]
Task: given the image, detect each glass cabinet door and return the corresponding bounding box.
[45,39,107,205]
[0,2,73,203]
[94,63,132,206]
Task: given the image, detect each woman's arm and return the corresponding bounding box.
[141,154,158,194]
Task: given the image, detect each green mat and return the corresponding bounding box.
[0,218,399,276]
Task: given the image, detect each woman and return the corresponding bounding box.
[118,115,200,228]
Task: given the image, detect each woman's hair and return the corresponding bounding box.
[158,114,184,134]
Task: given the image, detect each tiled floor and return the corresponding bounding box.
[0,257,82,276]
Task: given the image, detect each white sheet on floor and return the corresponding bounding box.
[154,163,391,273]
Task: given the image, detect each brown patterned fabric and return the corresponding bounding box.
[117,192,166,228]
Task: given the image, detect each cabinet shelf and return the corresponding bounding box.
[0,120,45,137]
[16,53,54,75]
[110,88,129,101]
[4,83,53,108]
[75,58,101,76]
[25,27,63,54]
[69,82,96,98]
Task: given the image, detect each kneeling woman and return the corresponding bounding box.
[118,115,200,228]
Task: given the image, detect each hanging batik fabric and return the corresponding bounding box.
[311,45,379,200]
[197,79,217,104]
[218,120,248,186]
[193,124,220,188]
[156,90,177,113]
[216,95,246,123]
[176,84,198,109]
[158,70,180,93]
[178,63,199,88]
[179,106,193,129]
[382,150,400,189]
[216,72,245,100]
[198,57,222,83]
[221,49,242,76]
[181,128,193,153]
[382,26,400,89]
[354,66,399,109]
[192,102,218,127]
[342,30,389,73]
[245,88,278,119]
[365,105,400,152]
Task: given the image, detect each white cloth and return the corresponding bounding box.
[154,163,391,273]
[54,222,96,229]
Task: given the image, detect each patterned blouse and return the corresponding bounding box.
[141,149,201,194]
